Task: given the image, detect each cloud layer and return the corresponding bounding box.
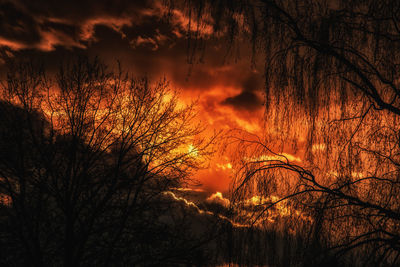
[0,0,270,192]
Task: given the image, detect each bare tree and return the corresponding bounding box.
[0,57,215,266]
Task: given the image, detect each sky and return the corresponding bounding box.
[0,0,269,193]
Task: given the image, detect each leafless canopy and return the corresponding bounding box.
[0,57,214,266]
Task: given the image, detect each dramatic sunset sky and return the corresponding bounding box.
[0,0,280,193]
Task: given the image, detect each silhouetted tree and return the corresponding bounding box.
[0,57,216,266]
[170,0,400,265]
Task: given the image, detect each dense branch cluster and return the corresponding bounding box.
[0,57,215,266]
[173,0,400,265]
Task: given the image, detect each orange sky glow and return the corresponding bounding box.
[177,84,265,193]
[0,0,308,197]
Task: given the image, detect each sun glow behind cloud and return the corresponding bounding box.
[173,85,267,192]
[0,0,309,202]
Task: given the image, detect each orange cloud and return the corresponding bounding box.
[164,190,248,228]
[37,27,86,51]
[163,191,205,214]
[80,17,132,42]
[245,153,302,163]
[206,191,230,207]
[0,38,27,51]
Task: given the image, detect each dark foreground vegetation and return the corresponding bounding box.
[0,57,367,267]
[0,57,320,267]
[3,0,400,265]
[1,56,398,267]
[0,58,221,266]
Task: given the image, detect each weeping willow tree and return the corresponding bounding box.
[169,0,400,265]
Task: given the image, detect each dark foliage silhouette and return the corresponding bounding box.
[0,57,217,266]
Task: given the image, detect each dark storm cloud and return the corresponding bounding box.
[241,72,263,92]
[17,0,150,20]
[0,0,159,52]
[0,1,41,49]
[0,0,265,104]
[222,91,263,111]
[0,0,214,75]
[221,71,264,111]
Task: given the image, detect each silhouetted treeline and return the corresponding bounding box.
[0,57,220,267]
